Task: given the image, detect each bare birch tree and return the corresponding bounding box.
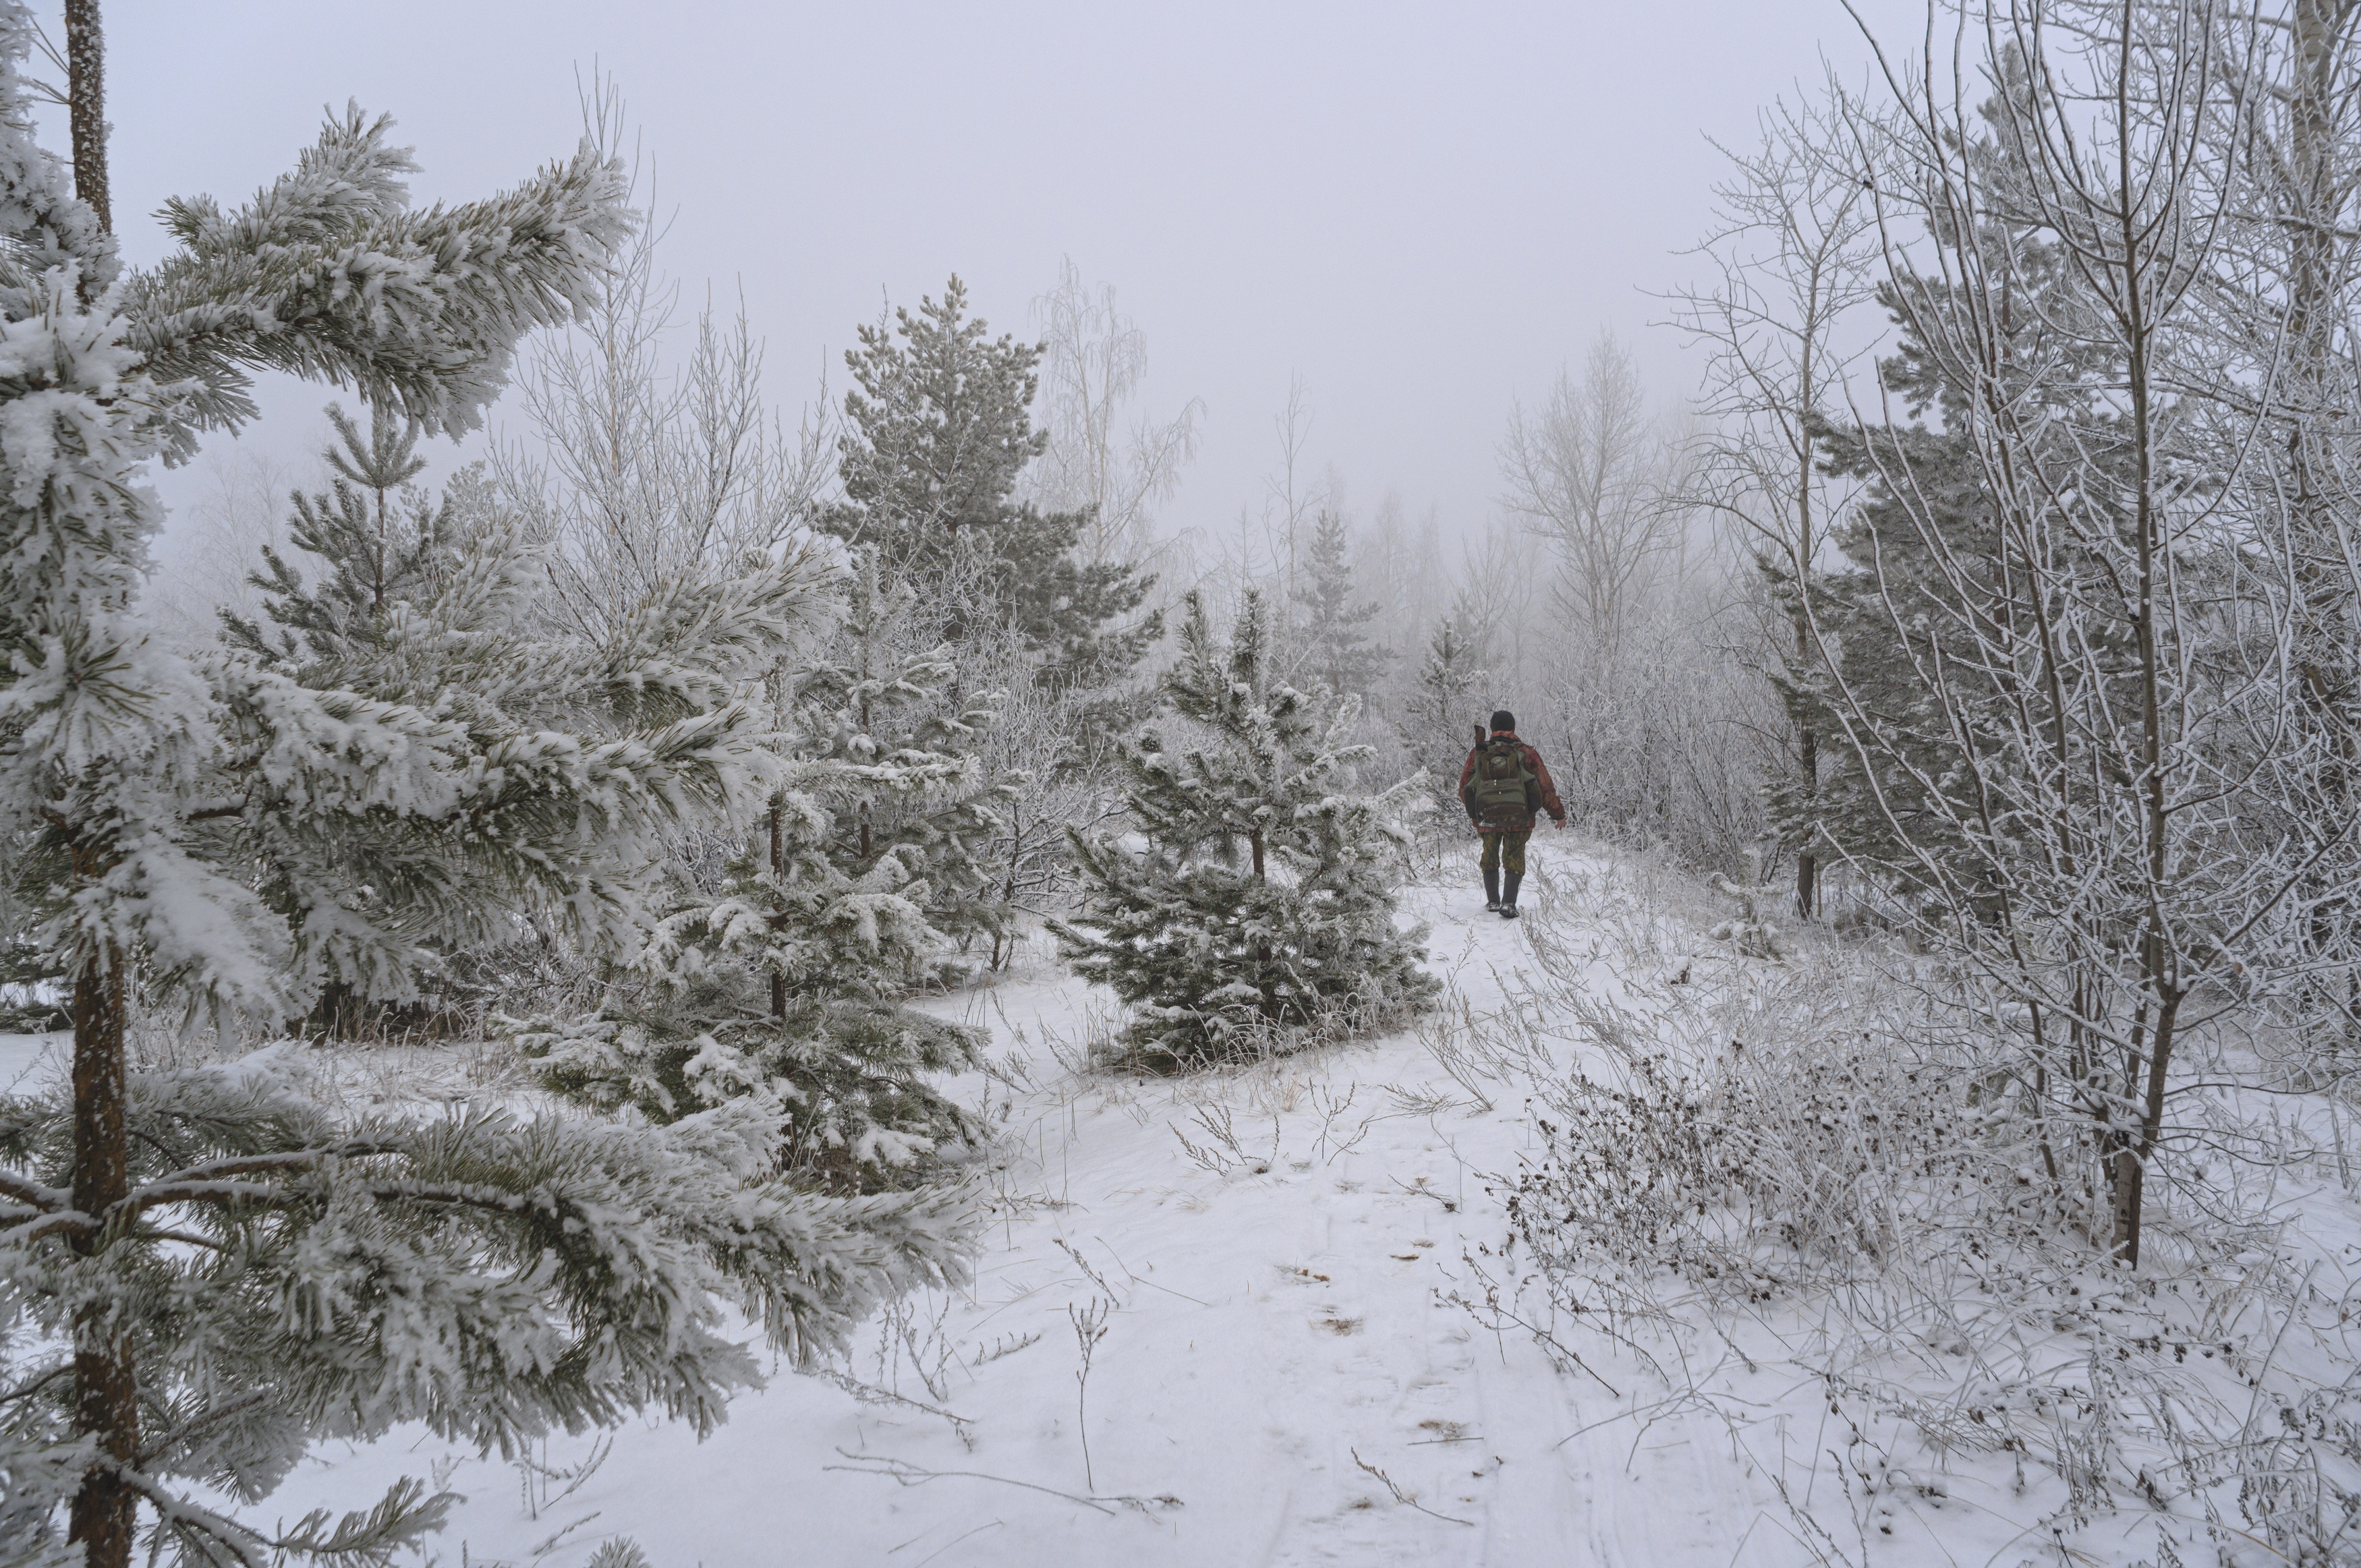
[1027,258,1203,565]
[2184,0,2361,1054]
[1813,0,2358,1263]
[1670,82,1884,916]
[493,84,833,651]
[1499,334,1686,651]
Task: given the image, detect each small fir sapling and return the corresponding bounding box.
[221,401,447,670]
[510,774,986,1190]
[0,23,971,1566]
[1291,505,1392,703]
[1052,590,1440,1066]
[1396,605,1491,832]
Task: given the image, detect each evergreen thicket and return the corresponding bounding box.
[517,569,1009,1192]
[1767,231,2116,919]
[514,265,1197,1187]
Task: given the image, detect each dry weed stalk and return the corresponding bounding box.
[1069,1298,1112,1492]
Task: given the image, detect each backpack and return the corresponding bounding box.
[1470,736,1537,827]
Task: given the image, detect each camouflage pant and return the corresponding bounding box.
[1478,830,1529,876]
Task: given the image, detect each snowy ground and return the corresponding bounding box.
[13,837,2358,1567]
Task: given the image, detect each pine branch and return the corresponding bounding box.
[0,1169,67,1211]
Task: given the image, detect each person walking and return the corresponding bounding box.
[1458,709,1565,919]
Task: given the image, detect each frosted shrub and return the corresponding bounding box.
[1498,873,2113,1315]
[1487,873,2361,1563]
[1506,977,2002,1307]
[2217,1366,2361,1566]
[1536,608,1778,879]
[1706,847,1786,961]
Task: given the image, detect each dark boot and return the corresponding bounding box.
[1500,870,1523,920]
[1483,865,1501,912]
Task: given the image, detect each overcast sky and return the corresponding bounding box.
[59,0,1927,560]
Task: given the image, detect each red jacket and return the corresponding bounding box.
[1458,734,1566,834]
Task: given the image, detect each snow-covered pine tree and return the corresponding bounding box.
[221,402,443,670]
[1051,591,1439,1067]
[219,403,482,1037]
[822,274,1164,966]
[1708,846,1787,962]
[2,1064,968,1563]
[824,274,1163,690]
[0,30,968,1567]
[515,772,985,1190]
[225,410,980,1181]
[1771,408,2009,915]
[802,564,1019,956]
[1292,505,1390,701]
[213,399,853,1030]
[832,275,1046,567]
[516,564,1015,1192]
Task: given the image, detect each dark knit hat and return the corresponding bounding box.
[1490,709,1516,733]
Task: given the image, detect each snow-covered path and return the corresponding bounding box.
[168,842,1829,1567]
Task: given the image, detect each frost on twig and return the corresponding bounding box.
[1069,1298,1112,1492]
[1707,847,1786,962]
[826,1449,1181,1517]
[1351,1447,1475,1527]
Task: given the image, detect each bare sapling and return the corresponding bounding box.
[1670,76,1883,918]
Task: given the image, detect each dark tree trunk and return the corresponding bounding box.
[68,943,136,1568]
[306,980,360,1039]
[1795,723,1819,919]
[61,13,132,1556]
[768,796,787,1019]
[1792,428,1821,920]
[64,0,108,231]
